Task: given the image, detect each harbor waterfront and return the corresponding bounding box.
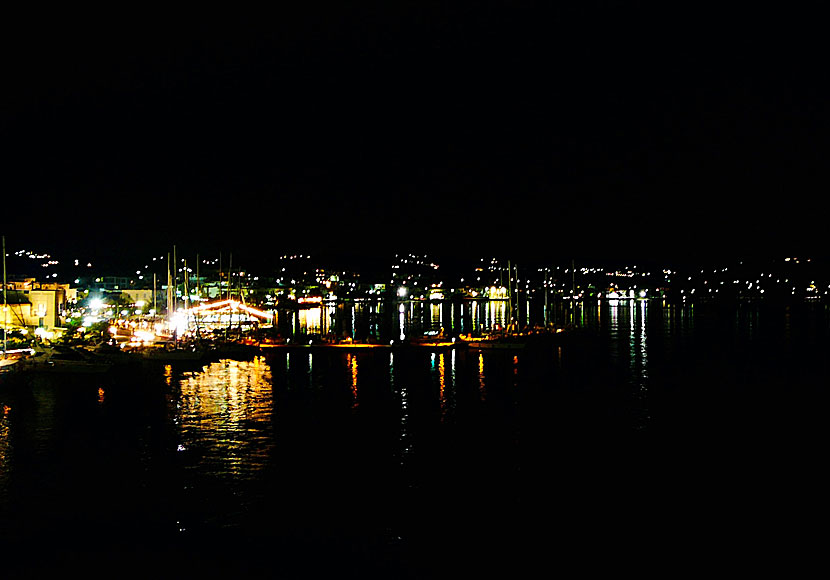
[1,298,824,575]
[3,8,827,575]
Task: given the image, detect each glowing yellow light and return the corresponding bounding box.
[348,354,359,408]
[134,330,155,343]
[34,327,55,340]
[171,312,187,336]
[189,299,271,320]
[297,296,323,305]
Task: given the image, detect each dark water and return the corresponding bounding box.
[1,300,826,577]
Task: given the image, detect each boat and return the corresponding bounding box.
[2,235,10,369]
[458,326,570,351]
[0,355,29,391]
[18,346,112,374]
[80,342,144,367]
[402,330,459,349]
[0,357,20,375]
[140,340,207,363]
[460,335,527,350]
[207,339,261,359]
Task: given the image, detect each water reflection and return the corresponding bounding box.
[636,300,649,428]
[477,353,486,399]
[1,299,824,576]
[172,357,274,480]
[0,403,11,494]
[347,353,359,409]
[431,303,442,332]
[299,308,321,334]
[307,352,313,388]
[513,355,519,385]
[278,298,522,341]
[486,300,508,330]
[607,299,651,429]
[391,352,412,464]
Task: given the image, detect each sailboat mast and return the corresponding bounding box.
[571,258,576,297]
[227,252,233,301]
[544,268,549,326]
[167,253,173,318]
[183,258,190,334]
[2,235,7,357]
[183,259,189,308]
[514,262,519,325]
[173,245,177,313]
[507,259,513,327]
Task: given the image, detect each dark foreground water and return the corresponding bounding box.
[1,300,826,577]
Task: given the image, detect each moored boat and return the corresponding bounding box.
[207,339,261,359]
[460,336,527,350]
[458,327,570,351]
[0,357,21,375]
[140,340,207,363]
[18,346,112,374]
[80,342,144,367]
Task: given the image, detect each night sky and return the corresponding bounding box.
[2,4,828,270]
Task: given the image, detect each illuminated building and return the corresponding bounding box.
[0,288,67,331]
[188,299,273,334]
